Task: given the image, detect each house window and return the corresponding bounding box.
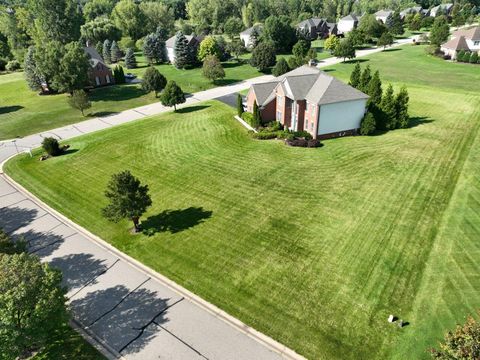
[474,41,480,46]
[95,76,100,86]
[305,119,309,129]
[276,111,282,121]
[311,122,314,131]
[277,96,282,105]
[106,75,111,84]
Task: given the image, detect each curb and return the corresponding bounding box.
[1,154,307,360]
[234,115,258,133]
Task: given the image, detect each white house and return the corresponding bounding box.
[430,3,453,17]
[375,10,393,23]
[337,14,359,35]
[165,34,203,64]
[240,25,263,48]
[245,66,369,140]
[441,26,480,59]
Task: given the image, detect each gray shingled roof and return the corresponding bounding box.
[251,65,368,107]
[452,26,480,41]
[297,18,325,29]
[442,35,470,51]
[340,14,358,21]
[375,10,393,17]
[165,35,203,49]
[84,46,107,68]
[240,25,263,36]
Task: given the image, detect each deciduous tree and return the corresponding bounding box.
[377,32,394,50]
[198,36,221,62]
[53,41,90,94]
[83,0,117,22]
[324,34,340,53]
[139,1,175,35]
[0,253,68,359]
[202,55,225,83]
[224,17,244,39]
[430,16,450,47]
[67,90,91,116]
[80,17,121,46]
[334,38,356,62]
[263,15,297,53]
[250,41,276,72]
[112,0,146,40]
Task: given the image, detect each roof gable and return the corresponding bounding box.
[442,35,470,51]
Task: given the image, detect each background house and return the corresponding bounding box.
[375,10,393,23]
[400,6,423,19]
[297,18,336,39]
[246,66,369,140]
[338,14,359,35]
[84,46,114,87]
[430,3,453,17]
[441,26,480,59]
[240,25,263,48]
[165,34,203,63]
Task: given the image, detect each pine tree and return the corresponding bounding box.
[173,31,189,69]
[103,39,111,64]
[272,57,289,77]
[349,62,361,88]
[24,46,43,92]
[125,48,137,69]
[160,80,185,111]
[367,70,382,106]
[360,112,376,135]
[110,40,121,63]
[380,84,396,130]
[252,101,261,128]
[113,65,125,84]
[395,86,410,129]
[359,65,372,93]
[142,66,166,96]
[143,32,167,64]
[237,93,243,117]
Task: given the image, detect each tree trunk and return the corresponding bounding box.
[132,216,140,232]
[174,104,177,111]
[81,109,85,116]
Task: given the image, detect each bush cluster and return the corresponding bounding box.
[251,122,317,147]
[285,138,321,148]
[41,137,63,157]
[456,50,479,64]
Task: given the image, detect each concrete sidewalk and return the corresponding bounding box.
[0,173,303,360]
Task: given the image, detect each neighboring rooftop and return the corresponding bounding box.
[297,18,325,28]
[442,35,471,51]
[452,26,480,41]
[375,10,393,17]
[251,66,369,107]
[240,25,263,36]
[165,34,203,48]
[84,46,107,68]
[340,14,359,21]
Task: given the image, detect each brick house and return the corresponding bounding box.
[84,47,114,87]
[296,18,337,40]
[246,66,369,140]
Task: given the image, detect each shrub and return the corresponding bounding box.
[461,51,472,63]
[285,138,322,147]
[457,50,465,62]
[294,130,313,140]
[6,60,20,71]
[265,121,283,131]
[252,131,278,140]
[0,58,6,71]
[425,46,443,57]
[469,52,478,64]
[42,137,62,156]
[241,112,254,126]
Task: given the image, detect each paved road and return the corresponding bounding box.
[0,37,417,359]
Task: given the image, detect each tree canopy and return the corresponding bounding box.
[160,80,186,111]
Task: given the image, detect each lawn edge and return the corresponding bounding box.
[1,154,307,360]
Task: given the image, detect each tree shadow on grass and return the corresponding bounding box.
[407,116,434,128]
[213,78,242,86]
[222,62,244,69]
[345,58,369,64]
[141,207,212,235]
[384,48,402,52]
[176,105,210,114]
[90,85,146,102]
[0,105,23,114]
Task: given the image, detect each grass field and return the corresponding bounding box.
[0,57,262,141]
[5,45,480,359]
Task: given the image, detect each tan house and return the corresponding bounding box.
[246,66,369,140]
[441,26,480,60]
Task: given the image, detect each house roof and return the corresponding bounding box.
[375,10,393,17]
[400,6,423,17]
[240,25,263,36]
[340,14,358,22]
[441,35,470,51]
[297,18,325,29]
[84,46,108,68]
[165,34,203,49]
[452,26,480,41]
[252,65,368,107]
[431,3,453,14]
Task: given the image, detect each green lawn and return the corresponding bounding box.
[5,45,480,359]
[0,56,262,141]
